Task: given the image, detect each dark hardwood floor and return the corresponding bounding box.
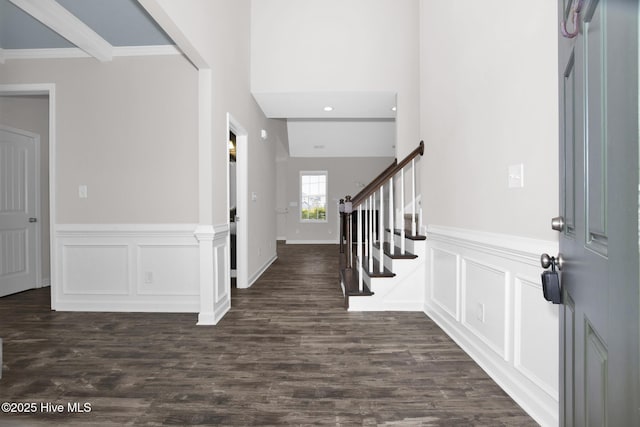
[0,242,536,426]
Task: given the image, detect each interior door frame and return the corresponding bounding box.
[227,113,248,289]
[0,124,41,293]
[0,83,56,308]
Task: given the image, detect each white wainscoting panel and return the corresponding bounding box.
[137,245,199,296]
[55,224,200,313]
[63,245,129,295]
[461,259,509,360]
[514,276,559,399]
[425,225,559,427]
[430,248,459,320]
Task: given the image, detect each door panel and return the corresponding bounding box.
[0,128,37,297]
[558,0,639,425]
[562,50,577,235]
[584,0,609,255]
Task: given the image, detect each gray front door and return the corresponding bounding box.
[557,0,639,425]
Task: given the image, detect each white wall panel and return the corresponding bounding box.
[62,245,129,295]
[137,245,199,296]
[425,225,559,427]
[55,224,200,313]
[430,247,458,320]
[462,259,508,360]
[514,276,559,399]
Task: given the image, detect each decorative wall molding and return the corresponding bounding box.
[427,225,557,268]
[425,225,559,427]
[1,45,181,61]
[54,224,200,313]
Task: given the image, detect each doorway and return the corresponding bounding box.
[227,114,248,289]
[0,91,51,301]
[229,129,237,286]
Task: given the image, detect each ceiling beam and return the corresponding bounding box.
[8,0,113,62]
[137,0,209,70]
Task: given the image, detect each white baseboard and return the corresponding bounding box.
[425,224,559,427]
[285,239,339,244]
[247,253,278,288]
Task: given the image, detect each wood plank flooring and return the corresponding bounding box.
[0,242,536,426]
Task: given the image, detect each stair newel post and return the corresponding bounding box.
[400,167,406,255]
[389,176,394,256]
[357,204,363,292]
[338,198,345,254]
[379,184,384,273]
[368,194,374,273]
[411,158,417,236]
[344,196,353,269]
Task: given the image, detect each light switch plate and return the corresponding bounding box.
[78,185,88,198]
[508,164,524,189]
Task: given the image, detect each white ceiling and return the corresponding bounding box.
[287,119,395,158]
[1,0,397,159]
[252,91,397,158]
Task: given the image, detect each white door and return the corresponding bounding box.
[0,127,38,297]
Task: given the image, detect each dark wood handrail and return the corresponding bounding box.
[351,140,424,207]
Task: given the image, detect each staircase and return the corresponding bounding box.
[339,142,427,311]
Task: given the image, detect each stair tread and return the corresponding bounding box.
[358,256,396,278]
[372,242,418,259]
[340,268,374,296]
[386,228,427,240]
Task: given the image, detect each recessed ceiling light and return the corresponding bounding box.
[391,106,397,112]
[323,106,334,112]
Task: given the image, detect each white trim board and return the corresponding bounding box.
[0,83,57,310]
[248,254,278,288]
[285,239,339,244]
[1,45,181,61]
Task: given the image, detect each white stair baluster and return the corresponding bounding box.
[379,184,384,273]
[412,158,416,236]
[400,168,405,255]
[389,176,394,256]
[357,204,363,292]
[364,199,368,258]
[369,194,374,273]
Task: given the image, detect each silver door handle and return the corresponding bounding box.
[551,216,565,232]
[28,218,37,223]
[541,253,564,271]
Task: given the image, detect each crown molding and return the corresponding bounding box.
[8,0,113,62]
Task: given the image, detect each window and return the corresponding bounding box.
[300,171,327,222]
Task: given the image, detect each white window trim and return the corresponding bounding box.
[299,170,328,223]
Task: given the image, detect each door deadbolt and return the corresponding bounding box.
[551,216,565,232]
